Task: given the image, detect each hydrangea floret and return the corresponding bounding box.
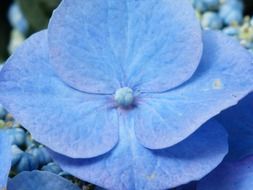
[0,0,253,189]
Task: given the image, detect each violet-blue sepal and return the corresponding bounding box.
[0,130,12,190]
[49,116,228,190]
[216,92,253,160]
[0,31,119,158]
[136,31,253,149]
[7,171,80,190]
[48,0,202,94]
[197,155,253,190]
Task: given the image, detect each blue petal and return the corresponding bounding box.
[0,130,11,189]
[197,156,253,190]
[136,30,253,149]
[48,0,202,93]
[216,92,253,160]
[49,114,228,190]
[8,171,80,190]
[0,31,119,158]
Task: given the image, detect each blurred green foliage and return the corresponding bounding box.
[0,0,12,61]
[0,0,60,62]
[17,0,60,34]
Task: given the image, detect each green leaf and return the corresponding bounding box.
[17,0,60,32]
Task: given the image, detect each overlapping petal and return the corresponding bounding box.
[216,92,253,160]
[8,171,80,190]
[197,156,253,190]
[0,130,11,190]
[49,113,228,190]
[48,0,202,94]
[0,31,119,159]
[176,182,197,190]
[136,30,253,149]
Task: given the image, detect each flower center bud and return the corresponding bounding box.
[114,87,134,108]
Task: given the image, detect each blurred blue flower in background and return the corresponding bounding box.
[0,0,253,189]
[8,3,28,34]
[192,0,220,12]
[201,11,223,29]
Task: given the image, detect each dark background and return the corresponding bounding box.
[244,0,253,15]
[0,0,60,61]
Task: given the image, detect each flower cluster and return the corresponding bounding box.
[193,0,253,52]
[193,0,244,29]
[0,0,253,190]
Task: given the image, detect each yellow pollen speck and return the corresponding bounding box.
[213,79,223,89]
[147,174,156,181]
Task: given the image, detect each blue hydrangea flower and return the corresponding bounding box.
[197,155,253,190]
[0,130,12,189]
[8,171,80,190]
[170,93,253,190]
[216,92,253,161]
[0,0,253,189]
[195,92,253,190]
